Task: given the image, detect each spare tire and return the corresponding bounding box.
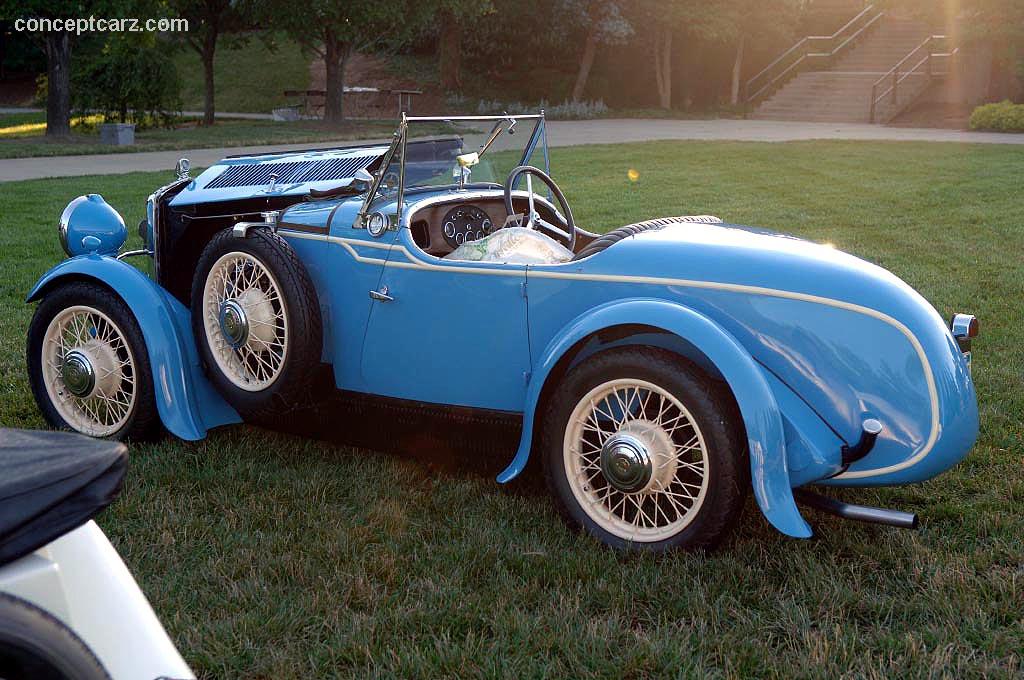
[191,227,322,421]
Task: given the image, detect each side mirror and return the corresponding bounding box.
[354,167,374,184]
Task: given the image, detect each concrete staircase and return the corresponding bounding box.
[750,17,933,123]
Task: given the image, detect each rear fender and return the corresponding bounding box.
[499,298,812,538]
[26,256,239,440]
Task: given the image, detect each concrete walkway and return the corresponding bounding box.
[3,118,1023,183]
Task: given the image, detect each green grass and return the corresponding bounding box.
[173,34,312,114]
[1,140,1022,678]
[0,112,398,159]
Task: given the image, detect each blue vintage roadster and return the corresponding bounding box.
[26,113,980,551]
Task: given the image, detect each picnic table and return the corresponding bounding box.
[282,87,423,119]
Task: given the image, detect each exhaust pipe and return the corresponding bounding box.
[793,489,919,530]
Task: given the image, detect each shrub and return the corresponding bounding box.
[72,35,182,129]
[468,97,609,120]
[969,100,1024,132]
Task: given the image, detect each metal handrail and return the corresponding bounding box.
[869,36,956,123]
[744,5,885,104]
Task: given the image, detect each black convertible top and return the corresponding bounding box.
[0,429,127,566]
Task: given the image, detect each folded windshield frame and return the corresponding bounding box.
[358,112,549,228]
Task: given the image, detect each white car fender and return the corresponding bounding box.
[0,521,194,680]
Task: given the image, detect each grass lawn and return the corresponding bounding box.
[1,140,1021,678]
[0,112,399,160]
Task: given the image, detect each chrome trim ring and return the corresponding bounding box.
[564,378,709,542]
[202,252,288,391]
[41,306,137,437]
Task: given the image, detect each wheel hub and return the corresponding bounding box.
[218,299,249,348]
[600,433,652,493]
[61,349,95,398]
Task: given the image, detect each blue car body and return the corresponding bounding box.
[28,116,979,540]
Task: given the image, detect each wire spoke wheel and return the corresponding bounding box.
[40,305,137,437]
[564,378,710,542]
[201,251,289,391]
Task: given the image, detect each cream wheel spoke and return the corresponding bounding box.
[563,377,711,543]
[41,305,138,437]
[202,251,289,391]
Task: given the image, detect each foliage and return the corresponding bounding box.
[1,140,1022,678]
[71,35,182,128]
[969,100,1024,131]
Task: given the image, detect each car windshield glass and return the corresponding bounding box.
[366,115,548,215]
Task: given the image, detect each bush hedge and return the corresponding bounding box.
[969,100,1024,132]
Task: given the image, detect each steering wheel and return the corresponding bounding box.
[504,165,577,252]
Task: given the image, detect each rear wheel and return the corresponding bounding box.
[27,281,159,441]
[191,228,322,420]
[541,347,748,552]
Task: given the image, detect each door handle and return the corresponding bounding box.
[369,285,394,302]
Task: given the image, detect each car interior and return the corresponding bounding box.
[406,194,593,264]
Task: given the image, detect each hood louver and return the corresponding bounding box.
[204,154,378,190]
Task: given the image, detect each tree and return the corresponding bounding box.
[0,0,135,136]
[436,0,493,92]
[722,0,800,106]
[565,0,632,102]
[73,32,181,126]
[167,0,251,126]
[638,0,730,109]
[255,0,410,123]
[955,0,1024,101]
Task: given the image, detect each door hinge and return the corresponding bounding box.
[521,281,528,299]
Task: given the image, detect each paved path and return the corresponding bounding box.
[3,119,1023,183]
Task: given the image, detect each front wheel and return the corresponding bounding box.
[27,281,160,441]
[541,347,749,552]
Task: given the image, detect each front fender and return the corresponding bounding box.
[27,255,239,440]
[499,297,812,539]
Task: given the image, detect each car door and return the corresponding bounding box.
[359,230,531,412]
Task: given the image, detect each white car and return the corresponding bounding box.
[0,429,193,680]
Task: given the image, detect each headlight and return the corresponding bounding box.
[58,194,127,257]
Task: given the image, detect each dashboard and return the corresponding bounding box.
[407,193,577,257]
[440,204,495,248]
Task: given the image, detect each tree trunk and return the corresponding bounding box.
[323,34,351,124]
[439,10,462,91]
[44,31,72,137]
[731,34,745,106]
[571,23,599,102]
[654,27,672,110]
[201,30,218,127]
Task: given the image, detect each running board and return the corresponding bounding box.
[793,489,919,530]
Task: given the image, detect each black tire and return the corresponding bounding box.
[0,592,110,680]
[541,347,749,552]
[191,227,322,421]
[27,281,160,441]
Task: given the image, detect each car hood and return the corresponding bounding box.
[168,144,389,208]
